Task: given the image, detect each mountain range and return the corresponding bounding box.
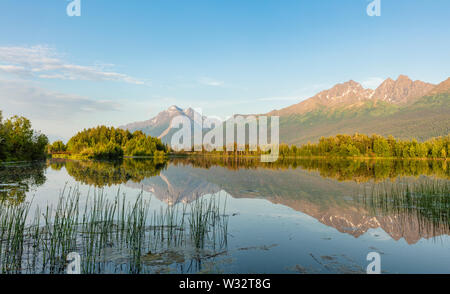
[121,75,450,145]
[269,75,436,116]
[122,105,198,139]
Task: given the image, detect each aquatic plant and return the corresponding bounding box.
[0,187,229,274]
[358,179,449,232]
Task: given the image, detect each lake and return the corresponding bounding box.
[0,157,449,274]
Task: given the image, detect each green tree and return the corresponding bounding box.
[48,140,67,153]
[0,113,48,161]
[291,133,449,160]
[0,110,5,160]
[66,126,167,159]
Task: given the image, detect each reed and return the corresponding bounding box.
[358,179,449,232]
[0,186,229,274]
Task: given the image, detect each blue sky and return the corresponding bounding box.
[0,0,449,140]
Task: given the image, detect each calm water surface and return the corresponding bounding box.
[0,157,449,274]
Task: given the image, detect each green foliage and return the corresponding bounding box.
[0,186,228,273]
[66,126,167,159]
[0,111,4,160]
[411,93,450,108]
[124,131,166,157]
[362,179,449,228]
[176,132,449,160]
[47,140,67,153]
[287,133,450,159]
[279,93,450,145]
[0,111,48,162]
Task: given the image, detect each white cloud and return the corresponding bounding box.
[0,79,120,119]
[361,77,384,89]
[198,77,225,87]
[0,45,145,85]
[0,65,31,76]
[0,78,124,140]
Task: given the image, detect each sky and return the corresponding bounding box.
[0,0,449,141]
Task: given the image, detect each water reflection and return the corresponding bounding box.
[170,157,450,181]
[1,157,449,246]
[0,162,46,205]
[41,157,450,245]
[48,157,450,190]
[357,180,449,244]
[62,158,167,187]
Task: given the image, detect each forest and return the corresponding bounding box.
[53,126,168,159]
[3,107,449,162]
[180,133,449,159]
[0,110,49,162]
[286,133,449,159]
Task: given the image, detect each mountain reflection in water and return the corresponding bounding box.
[1,157,449,246]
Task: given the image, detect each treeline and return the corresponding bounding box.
[281,133,449,159]
[0,110,48,162]
[176,133,449,159]
[54,126,168,159]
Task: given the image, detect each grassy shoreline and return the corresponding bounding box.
[49,153,449,161]
[50,153,168,160]
[171,153,449,161]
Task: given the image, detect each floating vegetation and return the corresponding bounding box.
[237,244,278,251]
[304,253,366,274]
[357,179,450,234]
[0,187,229,274]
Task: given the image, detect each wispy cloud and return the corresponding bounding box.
[0,79,120,119]
[0,45,145,85]
[0,65,31,76]
[0,78,125,140]
[198,77,225,87]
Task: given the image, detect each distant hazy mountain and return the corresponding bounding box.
[428,77,450,95]
[120,105,207,144]
[121,75,450,145]
[269,75,436,116]
[372,75,435,104]
[268,75,449,144]
[269,80,376,116]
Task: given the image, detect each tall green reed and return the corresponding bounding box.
[0,186,229,274]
